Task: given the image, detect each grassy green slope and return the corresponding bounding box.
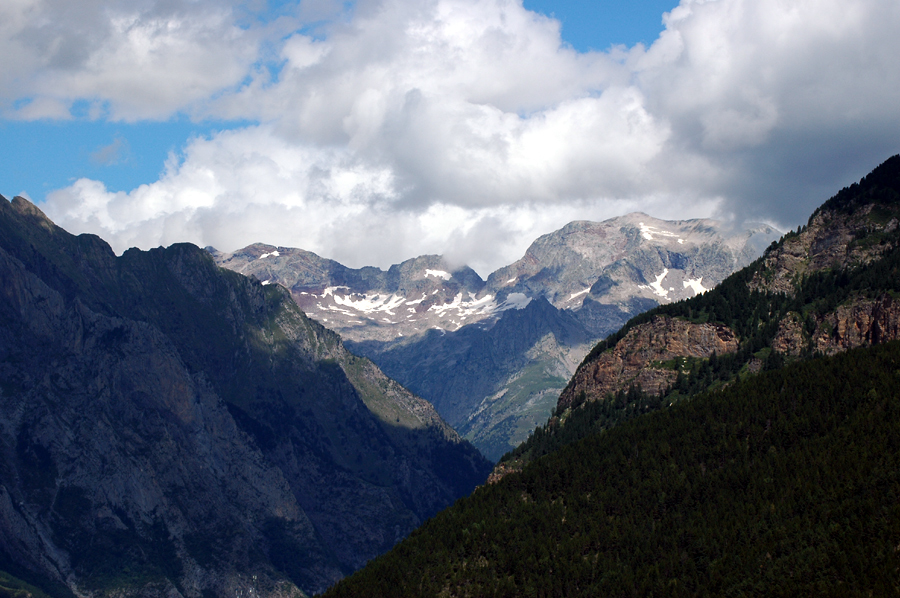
[323,340,900,597]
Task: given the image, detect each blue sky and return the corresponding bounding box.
[524,0,677,50]
[1,0,898,274]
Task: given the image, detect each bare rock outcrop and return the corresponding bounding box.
[558,316,739,408]
[750,204,900,295]
[813,294,900,354]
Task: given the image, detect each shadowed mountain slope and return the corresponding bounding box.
[324,340,900,597]
[0,196,490,598]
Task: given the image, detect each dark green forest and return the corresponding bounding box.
[323,341,900,597]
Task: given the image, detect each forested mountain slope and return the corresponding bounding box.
[322,154,900,597]
[324,340,900,597]
[0,196,490,598]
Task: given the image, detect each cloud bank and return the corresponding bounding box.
[4,0,899,274]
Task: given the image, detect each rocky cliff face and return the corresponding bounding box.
[558,316,739,409]
[750,203,899,295]
[215,215,777,460]
[772,296,900,356]
[0,196,491,598]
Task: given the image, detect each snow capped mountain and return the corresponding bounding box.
[213,213,779,460]
[213,214,775,343]
[486,213,776,313]
[212,248,504,341]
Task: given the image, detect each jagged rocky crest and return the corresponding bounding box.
[0,196,491,597]
[215,215,777,460]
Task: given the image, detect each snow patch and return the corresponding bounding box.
[427,292,498,317]
[648,269,670,298]
[639,222,679,242]
[500,293,532,310]
[683,277,707,295]
[259,250,280,259]
[333,292,406,315]
[507,277,517,284]
[425,269,451,280]
[261,280,272,286]
[569,288,590,301]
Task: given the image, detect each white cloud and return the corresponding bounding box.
[20,0,900,274]
[0,0,266,120]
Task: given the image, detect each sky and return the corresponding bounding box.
[1,0,899,276]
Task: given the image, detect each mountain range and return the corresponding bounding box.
[323,156,900,596]
[0,196,490,597]
[213,214,779,459]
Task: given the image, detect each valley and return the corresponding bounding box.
[2,154,898,598]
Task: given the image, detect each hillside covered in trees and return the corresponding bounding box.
[324,340,900,597]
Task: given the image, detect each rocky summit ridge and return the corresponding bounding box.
[214,214,778,460]
[0,196,491,598]
[213,214,776,343]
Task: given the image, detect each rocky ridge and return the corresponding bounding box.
[214,214,776,343]
[215,215,777,460]
[0,196,491,598]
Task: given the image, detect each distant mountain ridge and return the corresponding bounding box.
[214,214,779,459]
[0,196,491,597]
[212,214,777,341]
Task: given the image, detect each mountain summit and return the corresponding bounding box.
[216,214,778,459]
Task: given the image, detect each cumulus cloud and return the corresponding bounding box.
[45,125,675,273]
[19,0,900,274]
[0,0,268,120]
